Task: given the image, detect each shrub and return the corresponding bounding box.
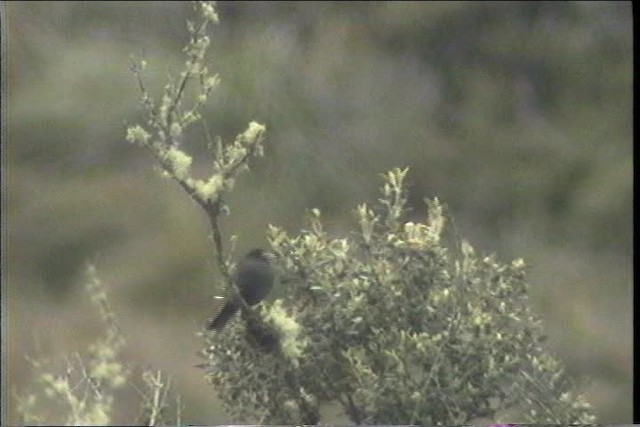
[199,168,595,424]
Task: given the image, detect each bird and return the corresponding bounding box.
[205,248,275,330]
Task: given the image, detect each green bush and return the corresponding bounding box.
[199,168,595,424]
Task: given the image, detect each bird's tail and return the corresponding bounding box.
[205,299,240,330]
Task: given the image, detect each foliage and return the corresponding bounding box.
[125,0,266,287]
[200,168,595,424]
[125,0,264,206]
[14,265,127,425]
[14,264,183,426]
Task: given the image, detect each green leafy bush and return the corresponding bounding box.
[200,168,595,424]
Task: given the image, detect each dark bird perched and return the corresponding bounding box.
[205,248,275,330]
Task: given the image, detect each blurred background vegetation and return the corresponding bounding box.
[5,1,631,424]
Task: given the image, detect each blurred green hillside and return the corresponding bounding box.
[5,1,631,424]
